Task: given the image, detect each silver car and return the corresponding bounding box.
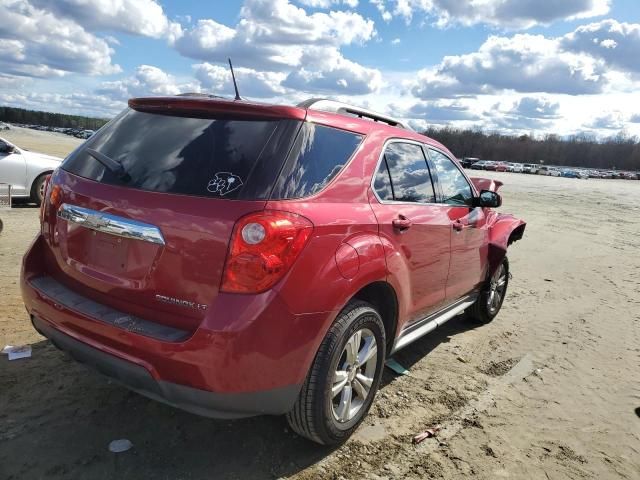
[0,137,62,204]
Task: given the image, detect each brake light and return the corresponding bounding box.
[39,174,51,223]
[40,173,61,224]
[221,210,314,293]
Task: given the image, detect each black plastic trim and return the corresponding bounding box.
[32,315,302,419]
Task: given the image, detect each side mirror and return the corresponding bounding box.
[475,190,502,208]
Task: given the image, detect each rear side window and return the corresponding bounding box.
[428,148,474,206]
[374,142,436,203]
[61,108,300,200]
[270,123,362,199]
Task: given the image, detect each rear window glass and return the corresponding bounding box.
[270,123,363,199]
[61,108,299,200]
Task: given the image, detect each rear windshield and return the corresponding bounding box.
[62,108,300,200]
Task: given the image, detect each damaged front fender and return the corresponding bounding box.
[487,212,526,277]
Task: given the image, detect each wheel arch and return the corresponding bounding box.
[350,281,399,354]
[487,213,526,277]
[30,170,53,191]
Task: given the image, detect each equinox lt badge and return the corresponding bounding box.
[155,294,207,310]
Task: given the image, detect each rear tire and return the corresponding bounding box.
[30,173,49,206]
[286,301,386,445]
[467,257,509,324]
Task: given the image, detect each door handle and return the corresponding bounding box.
[392,217,412,231]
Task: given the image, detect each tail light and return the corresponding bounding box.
[39,174,52,223]
[40,173,61,225]
[221,210,314,293]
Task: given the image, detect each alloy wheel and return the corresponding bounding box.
[487,263,507,315]
[331,328,378,423]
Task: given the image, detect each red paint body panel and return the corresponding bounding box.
[20,96,525,417]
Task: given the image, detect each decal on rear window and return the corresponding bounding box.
[207,172,244,196]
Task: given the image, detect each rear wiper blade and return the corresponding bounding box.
[86,148,130,182]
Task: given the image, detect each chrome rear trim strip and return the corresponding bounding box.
[391,295,477,353]
[57,203,165,245]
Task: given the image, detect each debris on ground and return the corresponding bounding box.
[385,358,409,375]
[412,425,442,444]
[108,439,133,453]
[2,345,32,360]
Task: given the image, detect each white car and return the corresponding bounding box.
[0,137,62,204]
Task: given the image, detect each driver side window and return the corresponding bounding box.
[429,149,473,206]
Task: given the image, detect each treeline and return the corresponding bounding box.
[423,127,640,171]
[0,106,109,130]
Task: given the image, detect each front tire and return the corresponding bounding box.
[467,257,509,323]
[286,301,386,445]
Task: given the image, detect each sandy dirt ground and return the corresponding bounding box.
[1,126,82,158]
[1,148,639,479]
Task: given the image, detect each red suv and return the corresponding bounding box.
[21,96,525,445]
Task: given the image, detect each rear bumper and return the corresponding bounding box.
[21,234,336,418]
[31,315,299,419]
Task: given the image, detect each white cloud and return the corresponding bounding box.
[297,0,359,7]
[193,63,287,97]
[391,38,401,45]
[174,0,375,66]
[388,0,610,29]
[283,48,382,94]
[561,20,640,74]
[400,100,481,124]
[96,65,199,102]
[29,0,181,40]
[0,0,120,78]
[586,111,625,130]
[511,97,561,119]
[0,91,122,117]
[482,96,562,131]
[173,0,379,95]
[371,0,393,22]
[410,34,607,99]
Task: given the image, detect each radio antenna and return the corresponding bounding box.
[228,58,241,101]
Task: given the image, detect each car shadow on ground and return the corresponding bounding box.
[0,315,480,479]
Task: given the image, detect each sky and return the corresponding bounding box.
[1,0,640,138]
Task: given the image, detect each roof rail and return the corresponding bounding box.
[298,98,411,130]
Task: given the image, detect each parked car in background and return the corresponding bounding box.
[0,137,61,204]
[483,161,498,171]
[560,169,579,178]
[537,166,550,175]
[549,168,562,177]
[21,96,525,445]
[470,160,489,170]
[523,164,539,174]
[494,162,509,172]
[511,164,524,173]
[460,157,479,168]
